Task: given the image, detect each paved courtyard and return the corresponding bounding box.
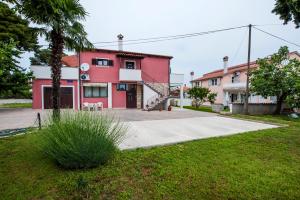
[0,108,216,130]
[0,108,278,149]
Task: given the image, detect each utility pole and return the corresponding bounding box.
[244,24,252,115]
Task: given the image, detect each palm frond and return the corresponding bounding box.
[64,22,94,52]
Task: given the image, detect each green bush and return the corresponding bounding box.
[41,111,127,169]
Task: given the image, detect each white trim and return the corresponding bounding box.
[31,66,78,80]
[41,85,75,110]
[77,71,80,110]
[124,60,136,69]
[108,82,112,108]
[83,82,108,87]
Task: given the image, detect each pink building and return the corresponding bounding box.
[191,52,300,106]
[31,47,175,110]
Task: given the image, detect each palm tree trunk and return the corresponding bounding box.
[50,29,64,120]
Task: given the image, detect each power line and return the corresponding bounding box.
[231,29,248,64]
[93,25,248,45]
[94,25,248,48]
[253,27,300,48]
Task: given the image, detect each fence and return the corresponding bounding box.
[231,103,278,115]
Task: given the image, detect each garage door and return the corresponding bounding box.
[43,87,73,109]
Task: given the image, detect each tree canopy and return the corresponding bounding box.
[272,0,300,28]
[0,40,33,98]
[188,87,211,108]
[250,46,300,114]
[0,2,39,51]
[30,48,67,66]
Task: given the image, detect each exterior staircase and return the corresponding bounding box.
[143,81,169,111]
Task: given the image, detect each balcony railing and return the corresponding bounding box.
[119,68,142,81]
[223,82,246,91]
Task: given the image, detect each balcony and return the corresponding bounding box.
[119,68,142,81]
[223,82,246,91]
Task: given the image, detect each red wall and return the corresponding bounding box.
[32,79,78,109]
[112,83,126,108]
[79,51,170,84]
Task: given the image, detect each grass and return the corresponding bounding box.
[0,103,32,108]
[0,115,300,199]
[183,105,214,113]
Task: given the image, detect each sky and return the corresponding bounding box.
[20,0,300,85]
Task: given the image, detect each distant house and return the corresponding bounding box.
[170,84,190,98]
[31,37,184,110]
[191,52,300,106]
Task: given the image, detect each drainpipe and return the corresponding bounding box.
[78,51,81,110]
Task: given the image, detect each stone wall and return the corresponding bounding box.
[231,103,277,115]
[212,104,224,113]
[136,85,142,109]
[144,82,169,96]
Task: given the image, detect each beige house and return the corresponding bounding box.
[191,52,300,106]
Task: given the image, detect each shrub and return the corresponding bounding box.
[40,111,127,169]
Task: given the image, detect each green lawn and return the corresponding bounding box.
[1,115,300,199]
[0,103,32,108]
[183,105,214,112]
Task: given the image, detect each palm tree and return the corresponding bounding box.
[14,0,93,119]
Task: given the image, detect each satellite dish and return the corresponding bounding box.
[80,63,90,71]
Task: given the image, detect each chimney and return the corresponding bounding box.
[223,56,229,74]
[117,34,124,51]
[190,71,194,81]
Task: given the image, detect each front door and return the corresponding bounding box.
[126,84,137,108]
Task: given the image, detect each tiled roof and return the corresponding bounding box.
[92,48,173,59]
[61,55,78,67]
[192,51,299,82]
[61,48,173,67]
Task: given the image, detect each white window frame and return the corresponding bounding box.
[210,78,218,86]
[41,85,75,110]
[124,60,136,69]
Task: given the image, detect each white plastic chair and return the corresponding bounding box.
[96,102,103,111]
[82,102,90,111]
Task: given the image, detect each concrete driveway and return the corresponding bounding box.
[120,116,278,150]
[0,108,278,150]
[0,108,216,130]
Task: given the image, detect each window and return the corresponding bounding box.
[125,61,135,69]
[84,86,107,97]
[92,58,113,67]
[231,72,240,83]
[117,83,127,91]
[210,78,218,86]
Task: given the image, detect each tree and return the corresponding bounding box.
[207,93,217,104]
[14,0,93,119]
[0,2,39,51]
[0,40,33,98]
[250,46,300,114]
[272,0,300,28]
[30,48,67,66]
[188,87,210,108]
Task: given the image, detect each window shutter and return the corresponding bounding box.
[108,60,114,66]
[92,58,97,65]
[218,78,221,85]
[208,80,211,86]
